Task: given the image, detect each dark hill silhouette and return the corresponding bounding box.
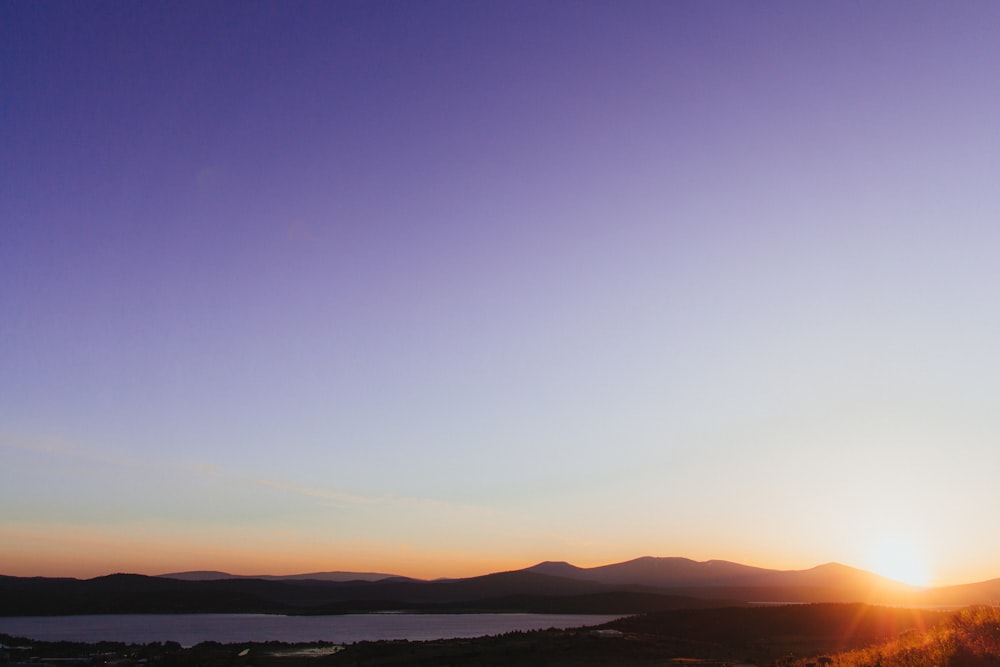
[156,570,233,581]
[5,556,1000,615]
[288,570,663,606]
[0,573,275,615]
[0,570,732,616]
[919,577,1000,606]
[611,602,952,659]
[523,557,924,603]
[159,569,407,583]
[526,556,776,587]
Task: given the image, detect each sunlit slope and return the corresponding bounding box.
[526,558,924,603]
[785,606,1000,667]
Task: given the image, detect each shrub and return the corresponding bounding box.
[790,607,1000,667]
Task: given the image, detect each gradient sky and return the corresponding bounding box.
[3,1,1000,586]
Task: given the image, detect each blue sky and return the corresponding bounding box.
[3,1,1000,585]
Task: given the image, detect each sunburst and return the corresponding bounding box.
[867,537,932,587]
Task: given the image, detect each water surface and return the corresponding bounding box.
[0,613,622,646]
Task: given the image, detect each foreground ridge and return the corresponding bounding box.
[1,603,985,666]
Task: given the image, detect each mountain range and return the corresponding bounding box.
[160,556,1000,605]
[4,557,1000,616]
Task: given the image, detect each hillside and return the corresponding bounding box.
[785,605,1000,667]
[0,571,736,616]
[5,557,1000,616]
[159,570,408,583]
[526,557,925,604]
[0,603,965,666]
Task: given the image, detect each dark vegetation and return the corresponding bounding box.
[786,606,1000,667]
[5,603,991,667]
[0,572,741,616]
[612,603,950,664]
[5,561,1000,666]
[5,558,1000,616]
[0,574,285,615]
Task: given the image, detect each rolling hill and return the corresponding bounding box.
[4,557,999,616]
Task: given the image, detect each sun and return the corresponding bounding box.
[867,537,933,587]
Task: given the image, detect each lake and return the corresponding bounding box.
[0,613,623,646]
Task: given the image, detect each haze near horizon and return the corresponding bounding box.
[3,1,1000,587]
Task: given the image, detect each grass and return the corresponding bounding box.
[4,604,997,666]
[790,606,1000,667]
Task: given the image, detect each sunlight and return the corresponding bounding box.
[867,537,933,587]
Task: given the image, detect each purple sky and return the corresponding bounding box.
[3,1,1000,584]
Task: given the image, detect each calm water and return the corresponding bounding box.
[0,613,622,647]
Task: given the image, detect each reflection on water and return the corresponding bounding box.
[0,612,623,647]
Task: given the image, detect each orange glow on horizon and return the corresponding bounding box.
[2,556,993,586]
[0,525,994,586]
[864,537,935,588]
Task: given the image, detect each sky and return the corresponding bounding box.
[2,1,1000,587]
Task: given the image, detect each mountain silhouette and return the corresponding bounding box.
[521,557,930,604]
[5,556,999,615]
[158,569,407,583]
[525,557,775,587]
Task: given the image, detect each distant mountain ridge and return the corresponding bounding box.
[525,557,777,586]
[526,557,902,585]
[154,556,1000,608]
[522,557,929,604]
[4,556,1000,616]
[158,569,408,582]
